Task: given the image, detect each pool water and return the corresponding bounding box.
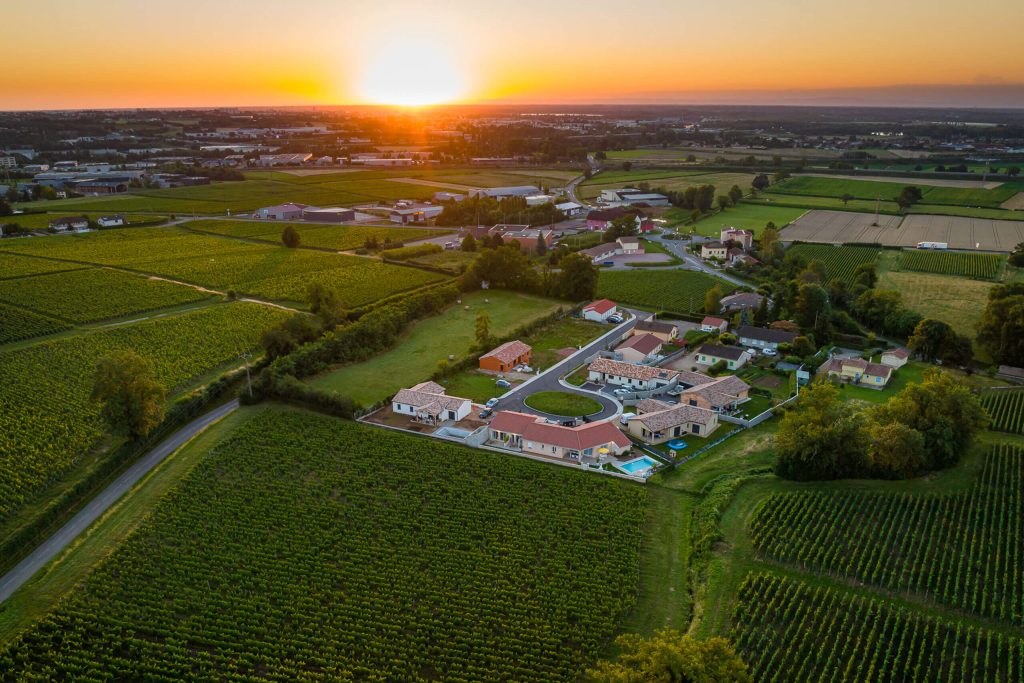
[617,456,660,475]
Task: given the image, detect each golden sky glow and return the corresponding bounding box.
[4,0,1024,109]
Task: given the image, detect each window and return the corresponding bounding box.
[691,424,700,434]
[689,399,697,407]
[552,446,557,454]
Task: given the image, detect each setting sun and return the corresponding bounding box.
[356,35,467,106]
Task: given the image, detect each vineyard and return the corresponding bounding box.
[731,573,1024,682]
[749,444,1024,624]
[0,410,645,681]
[0,302,288,523]
[981,389,1024,434]
[597,270,735,313]
[784,244,880,284]
[0,303,69,344]
[0,253,85,280]
[899,250,1004,279]
[182,219,447,251]
[0,268,209,323]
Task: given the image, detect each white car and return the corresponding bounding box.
[613,388,631,397]
[485,398,500,408]
[762,348,778,357]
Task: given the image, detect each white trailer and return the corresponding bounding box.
[916,241,948,250]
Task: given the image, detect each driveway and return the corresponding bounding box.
[493,310,648,420]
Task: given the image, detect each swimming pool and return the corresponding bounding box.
[617,456,660,476]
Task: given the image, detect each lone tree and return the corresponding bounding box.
[461,233,477,252]
[840,193,854,207]
[586,630,751,683]
[282,225,301,248]
[556,252,599,301]
[307,282,345,327]
[705,285,724,314]
[91,350,166,439]
[474,312,492,350]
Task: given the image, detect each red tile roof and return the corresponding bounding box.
[490,411,631,451]
[616,333,662,356]
[480,340,532,365]
[702,316,727,327]
[584,299,616,314]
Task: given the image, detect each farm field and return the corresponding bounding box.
[750,444,1024,624]
[579,171,756,201]
[0,253,85,280]
[781,209,904,244]
[768,175,1024,207]
[0,302,288,524]
[182,219,447,251]
[0,303,69,344]
[310,291,564,406]
[597,270,735,314]
[732,573,1024,682]
[784,244,880,284]
[2,212,168,230]
[682,203,807,237]
[877,269,991,336]
[747,193,903,214]
[898,249,1004,279]
[0,268,210,323]
[981,389,1024,434]
[0,409,646,681]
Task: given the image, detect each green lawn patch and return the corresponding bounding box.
[524,391,603,416]
[683,203,808,237]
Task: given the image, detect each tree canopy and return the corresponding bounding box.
[586,630,751,683]
[91,351,167,439]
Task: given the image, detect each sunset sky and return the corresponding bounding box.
[6,0,1024,110]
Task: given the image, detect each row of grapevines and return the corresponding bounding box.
[899,250,1003,279]
[0,302,69,344]
[785,244,880,284]
[980,389,1024,434]
[0,410,645,682]
[732,573,1024,682]
[750,444,1024,625]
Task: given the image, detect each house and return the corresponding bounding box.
[720,228,754,250]
[585,207,644,232]
[96,214,125,227]
[581,243,618,263]
[469,185,540,200]
[488,411,632,461]
[696,344,751,370]
[701,316,728,333]
[720,292,765,312]
[255,203,309,220]
[736,326,797,351]
[588,358,679,392]
[881,348,910,368]
[391,381,472,424]
[303,207,356,223]
[701,241,728,260]
[582,299,618,322]
[479,340,533,373]
[819,357,894,387]
[633,318,678,343]
[678,375,751,413]
[616,236,642,254]
[727,247,745,265]
[615,333,663,364]
[625,400,719,444]
[555,201,584,217]
[0,156,16,169]
[48,215,89,232]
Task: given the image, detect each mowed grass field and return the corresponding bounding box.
[12,167,578,215]
[579,170,757,201]
[310,290,565,406]
[680,203,807,237]
[878,269,992,336]
[768,175,1024,208]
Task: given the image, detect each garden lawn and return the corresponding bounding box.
[524,391,603,416]
[439,371,516,404]
[310,291,564,406]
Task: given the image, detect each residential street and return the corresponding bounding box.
[0,400,240,604]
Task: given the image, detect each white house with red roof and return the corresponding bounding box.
[881,348,910,368]
[701,316,728,333]
[615,333,663,364]
[582,299,618,322]
[487,411,631,461]
[392,381,472,425]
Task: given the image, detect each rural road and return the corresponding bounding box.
[643,232,749,288]
[0,399,240,604]
[495,311,646,420]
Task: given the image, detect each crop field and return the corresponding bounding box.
[0,409,645,681]
[597,270,735,313]
[898,250,1004,279]
[781,209,904,244]
[182,219,446,251]
[0,268,209,323]
[732,573,1023,682]
[0,253,85,280]
[0,303,69,344]
[749,444,1024,625]
[683,203,807,237]
[1,213,168,230]
[0,302,288,523]
[768,175,1024,208]
[579,171,756,201]
[980,389,1024,434]
[898,214,1024,252]
[747,193,903,214]
[784,244,880,284]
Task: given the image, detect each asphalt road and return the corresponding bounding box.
[494,312,646,420]
[0,399,240,604]
[643,232,749,287]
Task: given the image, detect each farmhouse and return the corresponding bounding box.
[581,243,619,263]
[696,344,751,370]
[736,325,797,351]
[303,207,356,223]
[392,381,472,424]
[582,299,618,322]
[819,357,894,387]
[255,203,309,220]
[96,214,125,227]
[625,400,719,444]
[633,318,678,342]
[701,316,728,333]
[479,340,532,373]
[588,358,678,392]
[701,241,729,260]
[615,333,663,364]
[721,228,754,250]
[48,215,89,231]
[488,411,632,461]
[720,292,765,312]
[881,348,910,368]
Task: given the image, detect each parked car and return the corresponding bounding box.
[762,348,778,357]
[613,388,631,397]
[607,314,624,324]
[619,412,636,425]
[485,397,500,408]
[495,379,512,388]
[444,241,458,249]
[478,408,493,418]
[519,365,533,373]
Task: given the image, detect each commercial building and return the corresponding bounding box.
[255,203,309,220]
[302,207,356,223]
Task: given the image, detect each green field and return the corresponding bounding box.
[681,203,807,237]
[182,219,448,251]
[0,408,645,681]
[0,253,86,280]
[579,171,756,202]
[0,268,210,323]
[785,244,880,284]
[878,269,992,338]
[597,270,735,314]
[0,302,288,524]
[898,250,1004,280]
[0,303,70,344]
[524,391,603,416]
[768,175,1024,208]
[310,291,564,406]
[2,212,168,230]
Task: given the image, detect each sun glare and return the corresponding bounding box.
[358,36,467,106]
